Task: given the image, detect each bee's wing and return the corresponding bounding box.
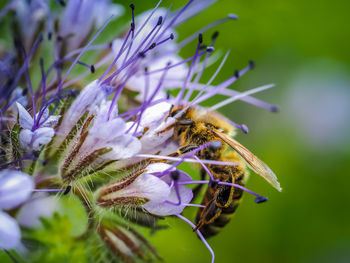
[212,129,282,191]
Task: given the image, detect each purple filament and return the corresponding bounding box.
[177,180,266,199]
[32,189,65,192]
[176,214,215,263]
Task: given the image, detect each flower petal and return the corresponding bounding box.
[0,211,21,249]
[17,193,60,228]
[32,127,55,150]
[0,170,34,210]
[143,185,193,216]
[104,173,170,202]
[16,102,33,129]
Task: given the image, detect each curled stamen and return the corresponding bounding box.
[177,179,268,202]
[176,214,215,263]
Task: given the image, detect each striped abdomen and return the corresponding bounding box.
[195,161,245,238]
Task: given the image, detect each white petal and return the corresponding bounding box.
[90,118,126,140]
[16,102,33,129]
[19,129,34,152]
[113,173,170,202]
[140,118,175,154]
[94,2,124,28]
[17,194,60,228]
[32,127,54,151]
[60,80,112,136]
[41,114,61,128]
[0,170,34,210]
[145,163,172,174]
[125,122,144,136]
[0,211,21,249]
[105,134,141,160]
[143,185,193,216]
[140,102,172,128]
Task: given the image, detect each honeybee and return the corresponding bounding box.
[168,105,281,238]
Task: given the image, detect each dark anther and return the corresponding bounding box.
[33,151,40,158]
[234,70,240,78]
[48,32,52,40]
[144,67,148,73]
[198,33,203,43]
[241,124,249,134]
[271,105,280,113]
[170,170,180,181]
[57,35,63,42]
[109,42,113,48]
[212,31,219,40]
[130,22,135,31]
[58,0,66,6]
[38,34,44,42]
[55,61,63,69]
[138,52,146,58]
[167,61,172,66]
[149,43,156,49]
[42,159,49,166]
[209,179,219,189]
[170,33,174,40]
[254,196,268,204]
[22,88,28,96]
[129,3,135,10]
[249,60,255,70]
[206,46,214,52]
[90,65,95,73]
[64,185,72,195]
[210,140,222,149]
[166,92,171,100]
[157,16,163,26]
[13,37,21,48]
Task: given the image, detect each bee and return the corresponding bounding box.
[167,105,281,238]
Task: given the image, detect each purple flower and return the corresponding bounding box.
[0,170,34,249]
[16,102,60,152]
[97,163,193,216]
[59,0,124,51]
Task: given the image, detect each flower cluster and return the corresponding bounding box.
[0,1,280,262]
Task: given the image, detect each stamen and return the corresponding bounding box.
[64,185,72,195]
[146,50,207,75]
[177,34,202,103]
[178,13,238,48]
[193,156,214,181]
[177,179,268,202]
[55,16,113,93]
[176,214,215,263]
[136,154,237,166]
[32,189,65,192]
[210,83,275,111]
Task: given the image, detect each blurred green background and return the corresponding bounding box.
[120,1,350,262]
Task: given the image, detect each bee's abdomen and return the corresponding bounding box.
[199,171,245,239]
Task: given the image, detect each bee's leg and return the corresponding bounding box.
[177,119,194,125]
[167,144,198,157]
[194,200,222,231]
